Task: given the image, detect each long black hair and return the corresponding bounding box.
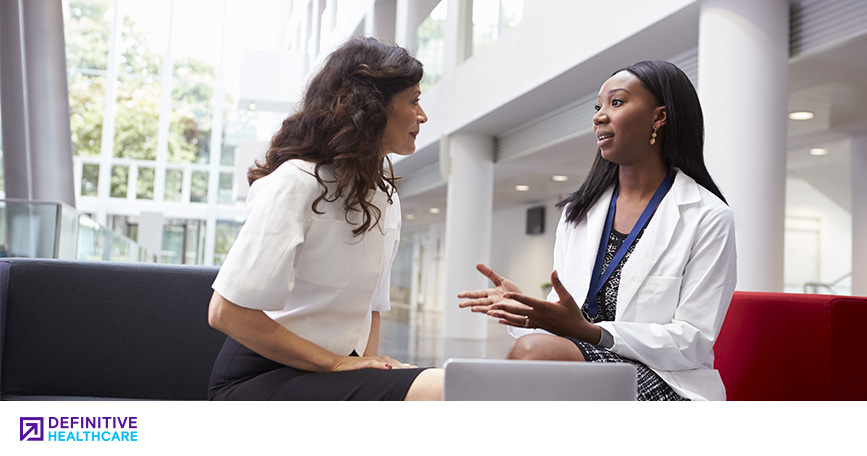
[557,60,726,225]
[248,37,423,236]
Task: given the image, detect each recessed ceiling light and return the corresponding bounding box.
[788,111,814,120]
[405,214,415,220]
[552,175,568,182]
[515,185,530,192]
[248,102,257,111]
[809,148,827,156]
[428,207,440,214]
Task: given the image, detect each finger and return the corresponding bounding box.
[488,301,531,316]
[458,297,494,308]
[457,290,490,299]
[487,310,528,328]
[476,263,504,286]
[502,292,547,310]
[550,270,576,304]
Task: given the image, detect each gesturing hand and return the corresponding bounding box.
[457,263,525,314]
[488,270,597,341]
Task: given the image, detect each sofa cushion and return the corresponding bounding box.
[0,259,224,400]
[715,291,867,400]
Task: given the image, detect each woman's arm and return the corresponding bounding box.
[208,292,395,372]
[364,311,380,357]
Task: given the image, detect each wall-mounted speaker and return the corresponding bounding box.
[526,206,545,235]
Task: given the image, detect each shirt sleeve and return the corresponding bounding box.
[369,192,401,313]
[212,166,315,311]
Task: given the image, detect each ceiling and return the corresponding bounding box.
[397,30,867,228]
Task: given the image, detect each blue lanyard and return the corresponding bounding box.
[586,170,675,317]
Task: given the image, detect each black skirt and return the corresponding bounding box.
[209,337,429,401]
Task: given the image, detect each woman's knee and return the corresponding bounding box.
[404,368,443,401]
[506,334,584,361]
[507,334,553,360]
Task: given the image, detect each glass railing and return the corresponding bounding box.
[0,199,157,262]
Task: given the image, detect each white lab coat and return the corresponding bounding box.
[517,169,737,400]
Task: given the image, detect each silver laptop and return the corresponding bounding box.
[442,358,637,401]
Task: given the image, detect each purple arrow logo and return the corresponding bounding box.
[20,417,43,441]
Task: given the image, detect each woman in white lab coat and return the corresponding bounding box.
[458,60,736,401]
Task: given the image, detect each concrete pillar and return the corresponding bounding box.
[441,133,494,360]
[698,0,789,292]
[852,136,867,297]
[1,0,33,201]
[0,0,76,206]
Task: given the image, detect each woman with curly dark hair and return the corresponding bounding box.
[207,37,441,400]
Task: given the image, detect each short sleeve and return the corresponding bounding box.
[369,191,401,313]
[212,165,315,311]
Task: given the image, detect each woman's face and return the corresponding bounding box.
[382,85,427,156]
[593,71,665,165]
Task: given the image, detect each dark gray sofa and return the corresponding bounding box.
[0,258,225,400]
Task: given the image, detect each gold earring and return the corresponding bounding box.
[650,128,658,146]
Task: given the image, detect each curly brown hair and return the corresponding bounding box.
[248,37,423,236]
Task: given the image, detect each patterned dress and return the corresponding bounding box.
[567,227,689,401]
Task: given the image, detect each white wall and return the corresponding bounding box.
[785,175,852,293]
[489,197,561,299]
[414,0,696,150]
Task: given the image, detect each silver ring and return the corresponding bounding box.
[523,316,529,328]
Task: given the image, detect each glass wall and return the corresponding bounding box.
[63,0,287,265]
[471,0,523,56]
[416,1,447,92]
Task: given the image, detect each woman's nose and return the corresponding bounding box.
[418,105,428,123]
[593,110,607,125]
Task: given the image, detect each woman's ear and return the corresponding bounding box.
[654,106,667,130]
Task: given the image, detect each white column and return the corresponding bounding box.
[442,133,494,360]
[852,135,867,297]
[698,0,789,292]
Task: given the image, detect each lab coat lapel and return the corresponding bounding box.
[578,186,614,300]
[615,172,684,319]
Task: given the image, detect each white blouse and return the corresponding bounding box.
[212,159,401,356]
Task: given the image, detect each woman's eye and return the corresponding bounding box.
[611,99,623,107]
[594,105,601,112]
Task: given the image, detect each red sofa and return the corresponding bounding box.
[714,291,867,400]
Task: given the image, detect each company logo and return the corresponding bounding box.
[18,416,138,442]
[20,417,44,441]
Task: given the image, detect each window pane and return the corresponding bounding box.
[63,0,112,71]
[114,76,160,159]
[164,168,183,202]
[221,0,282,166]
[190,170,209,203]
[472,0,523,56]
[214,220,243,267]
[136,166,155,199]
[117,0,170,78]
[69,72,106,157]
[169,79,214,164]
[171,0,222,79]
[218,172,234,205]
[416,1,446,92]
[81,163,99,196]
[110,165,129,198]
[161,224,184,264]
